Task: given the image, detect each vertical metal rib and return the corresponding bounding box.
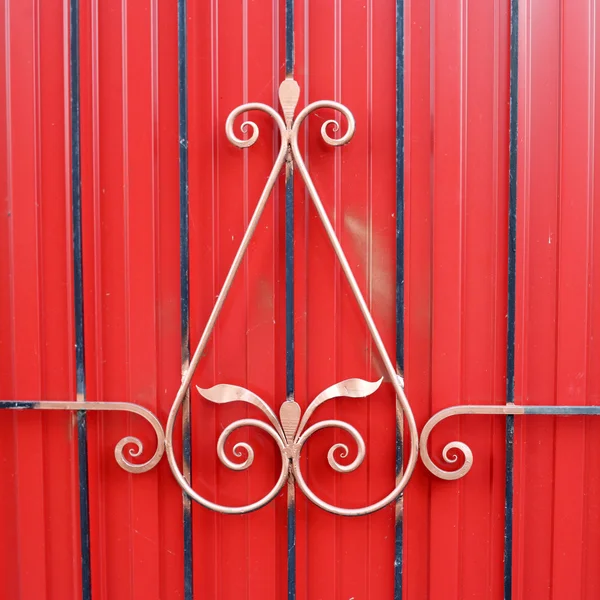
[394,1,405,597]
[285,165,295,397]
[285,0,295,403]
[69,0,92,600]
[285,0,294,78]
[285,2,296,599]
[177,0,193,597]
[69,0,92,597]
[505,0,519,598]
[287,471,296,600]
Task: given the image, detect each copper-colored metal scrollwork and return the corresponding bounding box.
[164,85,292,514]
[6,77,600,504]
[0,400,165,473]
[419,404,525,480]
[164,77,419,515]
[289,100,418,516]
[194,377,379,513]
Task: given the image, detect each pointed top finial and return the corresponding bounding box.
[278,78,300,129]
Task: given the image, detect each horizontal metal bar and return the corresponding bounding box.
[524,406,600,415]
[0,400,165,474]
[420,403,600,482]
[0,401,40,409]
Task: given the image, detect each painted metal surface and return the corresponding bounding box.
[78,1,183,599]
[404,1,510,599]
[513,1,600,598]
[2,0,600,599]
[1,2,82,598]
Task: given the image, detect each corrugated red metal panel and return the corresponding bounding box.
[3,0,600,598]
[78,0,183,598]
[187,1,287,597]
[293,1,399,598]
[514,0,600,598]
[0,1,81,599]
[404,1,510,599]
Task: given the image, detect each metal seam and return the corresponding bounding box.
[505,0,519,597]
[69,0,92,596]
[177,0,193,596]
[395,0,405,598]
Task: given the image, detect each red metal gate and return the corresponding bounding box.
[2,0,600,599]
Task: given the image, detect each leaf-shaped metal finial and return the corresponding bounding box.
[279,401,301,445]
[279,78,300,129]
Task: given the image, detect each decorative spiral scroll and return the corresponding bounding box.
[106,403,166,473]
[166,381,291,514]
[0,400,165,474]
[291,99,356,147]
[216,418,284,472]
[169,389,289,514]
[225,102,287,148]
[294,419,366,474]
[8,79,575,506]
[288,98,419,516]
[419,404,522,480]
[164,97,292,514]
[164,78,420,516]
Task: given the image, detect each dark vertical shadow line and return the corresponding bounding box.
[505,0,518,598]
[285,1,296,600]
[69,1,92,598]
[394,1,404,599]
[285,0,294,78]
[178,0,193,598]
[287,469,296,600]
[285,104,294,398]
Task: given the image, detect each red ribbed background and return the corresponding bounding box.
[1,1,599,599]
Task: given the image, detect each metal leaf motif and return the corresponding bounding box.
[197,384,284,441]
[295,377,383,441]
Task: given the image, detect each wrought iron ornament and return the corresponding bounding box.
[3,78,600,516]
[164,77,419,516]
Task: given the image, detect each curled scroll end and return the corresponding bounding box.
[420,437,474,481]
[221,440,255,471]
[238,121,259,148]
[321,119,340,144]
[114,435,164,474]
[328,443,360,473]
[320,114,355,146]
[225,116,259,149]
[278,78,300,127]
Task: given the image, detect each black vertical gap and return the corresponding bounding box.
[287,468,296,600]
[394,0,404,598]
[285,174,295,402]
[285,117,294,396]
[69,0,92,598]
[505,0,518,598]
[285,0,294,79]
[178,0,193,598]
[285,1,296,600]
